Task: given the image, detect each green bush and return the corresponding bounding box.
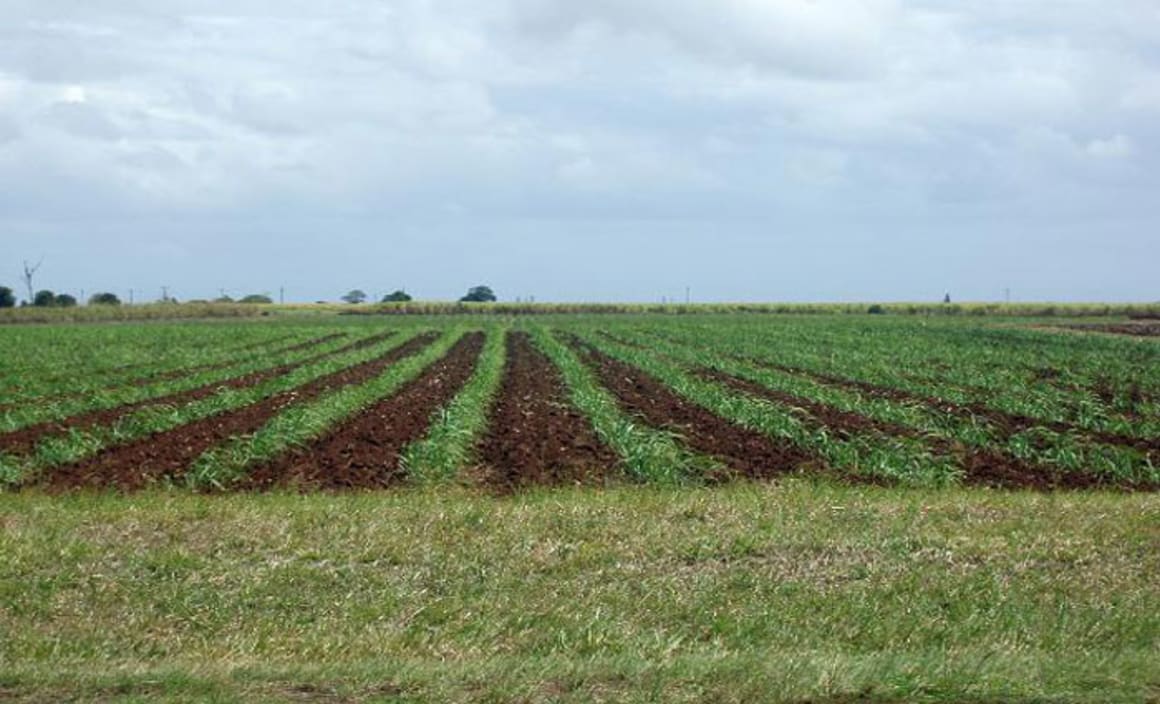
[89,292,121,306]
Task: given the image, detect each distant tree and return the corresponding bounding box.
[89,292,121,306]
[867,304,886,315]
[239,294,274,304]
[341,289,368,304]
[213,295,235,303]
[55,293,77,307]
[0,286,15,308]
[32,290,56,307]
[381,290,413,303]
[459,285,496,303]
[943,293,951,304]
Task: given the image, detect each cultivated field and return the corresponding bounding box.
[2,315,1157,492]
[1,314,1157,701]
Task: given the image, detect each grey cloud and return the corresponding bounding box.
[41,101,123,139]
[0,1,1156,301]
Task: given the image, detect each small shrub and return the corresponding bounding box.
[89,292,121,306]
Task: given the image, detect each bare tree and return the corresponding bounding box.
[22,259,43,304]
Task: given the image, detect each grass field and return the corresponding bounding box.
[1,314,1157,701]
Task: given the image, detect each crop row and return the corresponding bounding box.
[1,317,1156,492]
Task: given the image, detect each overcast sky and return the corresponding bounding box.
[2,1,1158,303]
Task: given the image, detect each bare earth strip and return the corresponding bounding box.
[0,332,347,414]
[566,335,820,482]
[37,333,438,491]
[0,332,394,457]
[475,332,618,490]
[241,333,485,491]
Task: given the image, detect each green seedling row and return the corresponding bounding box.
[403,325,509,484]
[0,328,383,432]
[0,331,427,487]
[577,331,962,487]
[608,327,1158,486]
[531,327,703,484]
[186,329,470,490]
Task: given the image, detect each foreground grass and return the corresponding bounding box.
[0,483,1156,702]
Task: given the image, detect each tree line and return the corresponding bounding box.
[0,284,499,308]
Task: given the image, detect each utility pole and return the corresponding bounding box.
[22,259,42,304]
[129,288,134,305]
[279,287,285,305]
[685,286,690,305]
[161,286,170,303]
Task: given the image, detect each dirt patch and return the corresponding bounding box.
[566,335,818,481]
[721,351,1160,460]
[0,332,394,457]
[144,332,351,383]
[36,334,438,491]
[241,333,485,491]
[600,333,1149,490]
[0,333,352,414]
[1060,322,1160,337]
[688,360,1111,490]
[475,332,618,490]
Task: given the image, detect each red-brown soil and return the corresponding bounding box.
[693,367,1113,490]
[598,332,1151,490]
[0,333,349,414]
[241,333,485,491]
[566,336,819,481]
[5,333,322,394]
[699,347,1160,459]
[1,331,396,457]
[1060,322,1160,337]
[38,333,439,491]
[475,333,618,490]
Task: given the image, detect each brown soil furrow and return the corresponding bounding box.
[567,336,817,481]
[634,331,1159,457]
[475,332,617,490]
[1059,322,1160,337]
[38,333,440,491]
[241,333,485,491]
[0,331,394,457]
[0,333,350,413]
[145,332,350,383]
[4,333,319,393]
[754,360,1159,455]
[694,367,1111,491]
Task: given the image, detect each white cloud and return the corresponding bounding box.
[0,0,1155,223]
[1086,135,1135,159]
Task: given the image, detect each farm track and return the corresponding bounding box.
[242,333,485,491]
[566,336,819,482]
[476,332,618,490]
[0,331,394,456]
[38,333,439,491]
[0,333,348,412]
